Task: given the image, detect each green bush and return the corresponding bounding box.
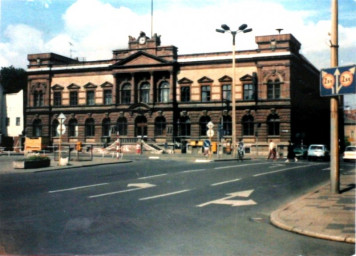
[25,155,50,162]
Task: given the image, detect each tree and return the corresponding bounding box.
[0,66,27,93]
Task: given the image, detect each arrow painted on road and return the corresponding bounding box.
[197,189,257,207]
[89,183,156,199]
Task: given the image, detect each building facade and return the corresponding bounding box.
[25,32,329,155]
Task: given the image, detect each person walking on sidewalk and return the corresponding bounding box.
[237,138,244,161]
[267,140,277,160]
[286,140,298,162]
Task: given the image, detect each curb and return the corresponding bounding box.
[270,183,355,244]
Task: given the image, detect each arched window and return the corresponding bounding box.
[222,84,231,101]
[117,117,128,136]
[33,91,44,107]
[158,81,170,103]
[121,83,131,104]
[242,115,254,136]
[267,79,281,99]
[178,116,191,136]
[267,114,280,136]
[85,118,95,137]
[68,119,78,137]
[155,116,166,136]
[199,116,211,136]
[52,119,59,137]
[32,119,42,137]
[220,115,232,136]
[102,118,111,137]
[140,82,150,103]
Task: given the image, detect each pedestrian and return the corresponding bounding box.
[286,140,298,162]
[267,140,276,160]
[203,139,211,157]
[237,138,244,161]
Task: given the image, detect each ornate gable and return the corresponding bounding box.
[51,84,64,90]
[218,75,232,83]
[240,74,253,82]
[83,82,98,89]
[112,51,168,67]
[67,83,80,90]
[100,82,113,88]
[198,76,214,84]
[178,77,193,84]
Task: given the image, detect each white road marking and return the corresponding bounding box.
[253,164,317,177]
[89,183,156,199]
[138,174,167,180]
[211,178,241,186]
[214,162,266,170]
[49,183,109,193]
[139,189,191,201]
[183,169,206,173]
[197,189,256,207]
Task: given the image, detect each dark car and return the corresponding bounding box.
[293,145,308,159]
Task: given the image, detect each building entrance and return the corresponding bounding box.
[135,116,147,138]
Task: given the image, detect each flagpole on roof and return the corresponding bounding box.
[151,0,153,37]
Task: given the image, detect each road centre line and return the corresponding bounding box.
[183,169,206,173]
[253,164,317,177]
[49,183,109,193]
[214,162,267,170]
[88,187,145,199]
[139,189,191,201]
[211,178,241,186]
[138,174,167,180]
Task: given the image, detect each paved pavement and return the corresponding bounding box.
[0,152,355,245]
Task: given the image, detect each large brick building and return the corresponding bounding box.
[25,32,329,155]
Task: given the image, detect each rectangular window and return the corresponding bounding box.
[53,91,62,106]
[70,91,78,106]
[87,91,95,105]
[243,84,254,100]
[181,86,190,102]
[6,117,10,126]
[16,117,20,126]
[201,86,210,102]
[222,84,231,101]
[104,90,112,105]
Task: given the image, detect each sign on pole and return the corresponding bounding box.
[320,65,356,96]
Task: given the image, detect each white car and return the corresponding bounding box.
[307,144,330,161]
[343,146,356,162]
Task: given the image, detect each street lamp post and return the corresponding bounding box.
[216,24,252,158]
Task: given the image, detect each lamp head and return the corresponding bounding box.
[238,24,248,31]
[216,29,225,33]
[243,28,252,33]
[221,24,230,31]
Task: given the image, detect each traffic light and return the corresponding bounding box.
[76,141,82,152]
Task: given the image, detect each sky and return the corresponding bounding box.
[0,0,355,105]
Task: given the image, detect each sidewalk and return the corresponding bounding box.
[0,152,355,244]
[271,167,355,244]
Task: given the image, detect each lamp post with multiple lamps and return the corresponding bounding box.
[216,24,252,157]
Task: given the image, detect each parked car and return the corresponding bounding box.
[307,144,330,161]
[343,145,356,162]
[293,145,308,159]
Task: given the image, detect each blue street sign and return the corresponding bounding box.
[320,65,356,96]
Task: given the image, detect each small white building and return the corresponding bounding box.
[0,83,5,145]
[0,85,24,150]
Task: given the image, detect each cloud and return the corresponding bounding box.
[0,24,44,68]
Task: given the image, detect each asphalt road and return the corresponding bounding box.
[0,158,354,255]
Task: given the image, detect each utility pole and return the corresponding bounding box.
[330,0,340,194]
